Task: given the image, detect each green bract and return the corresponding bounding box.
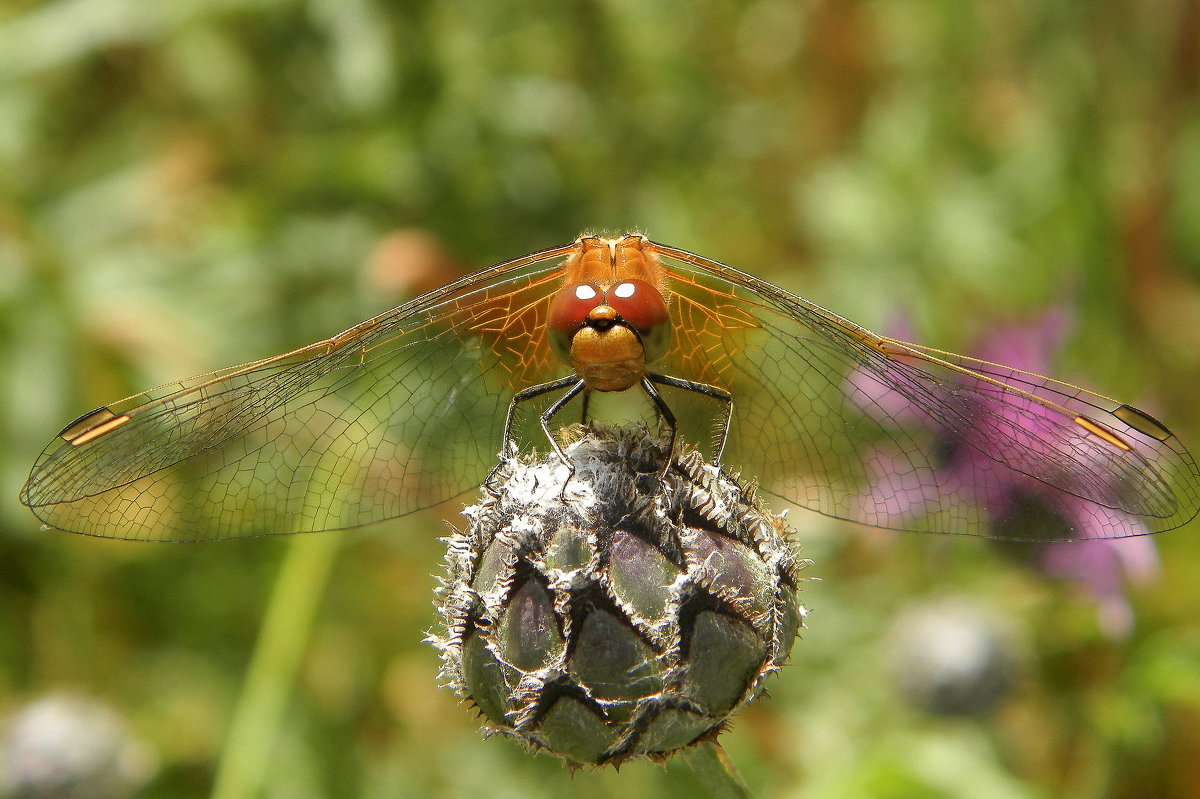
[432,424,806,766]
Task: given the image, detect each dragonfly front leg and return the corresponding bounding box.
[639,378,682,482]
[537,380,588,464]
[496,376,583,463]
[487,377,586,491]
[647,373,733,465]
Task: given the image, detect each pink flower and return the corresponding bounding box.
[851,309,1159,637]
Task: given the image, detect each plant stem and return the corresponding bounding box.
[680,740,755,799]
[211,532,342,799]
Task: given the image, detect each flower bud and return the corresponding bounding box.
[431,423,806,766]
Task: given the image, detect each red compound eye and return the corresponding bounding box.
[548,282,603,364]
[605,279,672,363]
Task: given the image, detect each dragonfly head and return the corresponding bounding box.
[548,279,672,391]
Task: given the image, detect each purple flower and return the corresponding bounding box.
[850,309,1160,638]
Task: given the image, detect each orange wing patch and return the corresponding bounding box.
[662,271,761,386]
[444,267,568,390]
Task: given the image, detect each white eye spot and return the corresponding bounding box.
[574,284,598,300]
[613,282,637,299]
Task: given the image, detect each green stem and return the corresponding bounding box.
[211,532,342,799]
[680,740,755,799]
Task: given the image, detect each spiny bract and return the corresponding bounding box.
[431,423,807,766]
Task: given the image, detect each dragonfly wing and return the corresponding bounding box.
[654,244,1200,540]
[21,249,572,541]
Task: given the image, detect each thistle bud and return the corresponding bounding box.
[431,424,806,766]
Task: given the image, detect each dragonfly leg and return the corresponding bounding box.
[493,375,581,481]
[538,380,587,464]
[647,373,733,465]
[579,389,591,425]
[641,377,678,478]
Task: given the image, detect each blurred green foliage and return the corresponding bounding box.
[2,0,1200,797]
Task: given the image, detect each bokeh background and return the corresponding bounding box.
[3,1,1200,797]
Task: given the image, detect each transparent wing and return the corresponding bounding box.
[20,244,576,541]
[652,242,1200,541]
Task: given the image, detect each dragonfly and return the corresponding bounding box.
[20,234,1200,542]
